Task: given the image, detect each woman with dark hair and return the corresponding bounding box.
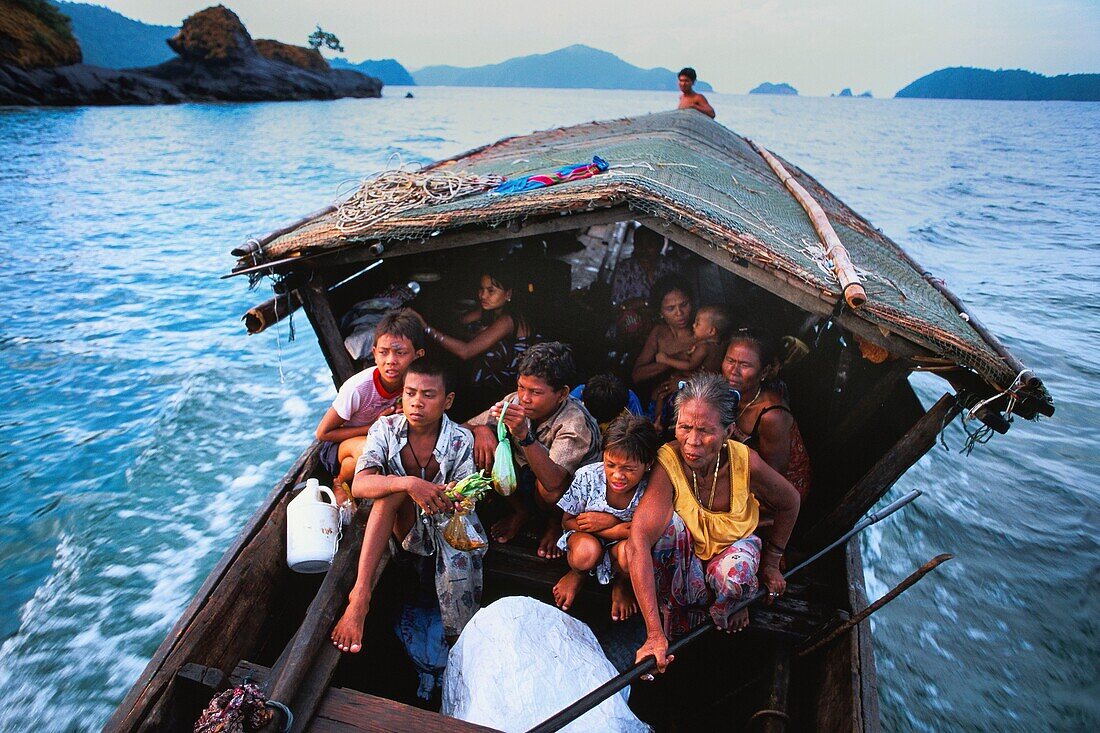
[631,274,696,400]
[722,329,811,499]
[420,262,535,403]
[625,373,800,674]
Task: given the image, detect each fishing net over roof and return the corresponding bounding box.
[242,110,1043,396]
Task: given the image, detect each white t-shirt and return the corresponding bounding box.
[331,366,401,427]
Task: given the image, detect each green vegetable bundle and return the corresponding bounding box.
[442,471,492,552]
[492,400,518,496]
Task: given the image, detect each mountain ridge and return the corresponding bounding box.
[414,45,714,92]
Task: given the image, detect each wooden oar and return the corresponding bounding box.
[797,552,953,657]
[524,489,923,733]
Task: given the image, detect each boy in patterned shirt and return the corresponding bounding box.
[330,359,485,654]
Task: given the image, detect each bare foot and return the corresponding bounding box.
[725,608,750,634]
[552,570,585,611]
[330,590,371,653]
[610,574,638,622]
[537,523,563,559]
[491,507,527,544]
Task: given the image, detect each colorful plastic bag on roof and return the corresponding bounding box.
[493,156,609,195]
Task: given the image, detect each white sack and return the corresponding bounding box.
[442,596,650,733]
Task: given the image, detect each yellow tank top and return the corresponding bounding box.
[658,441,759,561]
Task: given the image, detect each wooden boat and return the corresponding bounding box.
[106,110,1053,733]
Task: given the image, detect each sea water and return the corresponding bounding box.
[0,88,1096,731]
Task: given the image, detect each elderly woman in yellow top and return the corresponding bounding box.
[626,373,800,672]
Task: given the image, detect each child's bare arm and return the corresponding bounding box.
[594,521,631,541]
[660,342,713,372]
[575,511,622,533]
[561,512,581,531]
[315,407,374,443]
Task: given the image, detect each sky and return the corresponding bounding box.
[94,1,1099,96]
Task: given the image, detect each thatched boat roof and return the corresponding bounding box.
[233,110,1051,412]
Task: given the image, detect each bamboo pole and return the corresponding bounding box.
[243,291,304,335]
[798,554,953,657]
[750,141,867,309]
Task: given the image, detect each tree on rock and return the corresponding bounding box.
[307,26,344,53]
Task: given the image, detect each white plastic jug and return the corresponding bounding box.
[286,478,340,573]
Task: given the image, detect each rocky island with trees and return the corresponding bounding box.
[0,2,382,106]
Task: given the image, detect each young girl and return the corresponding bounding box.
[552,415,659,621]
[419,262,535,408]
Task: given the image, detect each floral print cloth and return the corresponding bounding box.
[651,512,762,636]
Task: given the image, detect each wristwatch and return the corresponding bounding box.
[517,426,537,447]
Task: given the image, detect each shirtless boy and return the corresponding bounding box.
[677,67,715,119]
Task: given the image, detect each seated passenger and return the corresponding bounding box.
[656,305,729,376]
[467,342,601,558]
[626,374,800,673]
[651,305,731,429]
[552,415,658,621]
[419,263,535,407]
[631,274,697,404]
[315,310,425,502]
[570,373,645,434]
[611,226,678,307]
[722,329,811,499]
[331,359,485,653]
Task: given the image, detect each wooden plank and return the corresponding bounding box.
[105,443,321,733]
[826,362,911,450]
[756,644,792,733]
[299,277,358,387]
[313,205,632,273]
[310,686,500,733]
[230,662,499,733]
[646,220,935,363]
[803,393,961,549]
[265,504,393,733]
[845,538,881,733]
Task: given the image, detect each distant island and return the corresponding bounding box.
[0,3,381,106]
[330,57,414,86]
[56,1,176,68]
[834,87,872,98]
[896,67,1100,101]
[749,82,797,96]
[413,45,713,91]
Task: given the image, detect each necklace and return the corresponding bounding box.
[408,437,435,480]
[690,449,723,510]
[738,385,764,417]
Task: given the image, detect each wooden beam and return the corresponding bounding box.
[803,393,961,549]
[313,205,633,272]
[845,538,881,733]
[754,644,792,733]
[262,504,391,733]
[299,276,357,387]
[646,219,934,362]
[826,361,911,450]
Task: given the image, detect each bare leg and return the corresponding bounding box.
[536,501,564,559]
[490,493,528,543]
[331,492,409,653]
[552,533,602,611]
[335,437,367,500]
[609,542,639,621]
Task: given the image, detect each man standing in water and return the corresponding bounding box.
[677,67,715,118]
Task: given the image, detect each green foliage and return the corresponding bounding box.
[12,0,75,39]
[307,25,343,53]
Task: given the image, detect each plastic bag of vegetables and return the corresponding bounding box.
[441,472,493,552]
[492,400,518,496]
